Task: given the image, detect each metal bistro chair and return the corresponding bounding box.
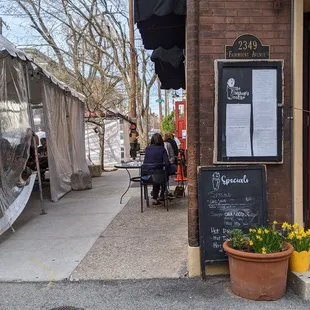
[139,163,169,213]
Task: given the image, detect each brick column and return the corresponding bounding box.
[187,0,200,247]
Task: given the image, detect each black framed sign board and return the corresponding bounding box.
[214,60,284,164]
[198,165,268,279]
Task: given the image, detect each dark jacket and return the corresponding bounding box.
[166,138,178,157]
[142,145,170,172]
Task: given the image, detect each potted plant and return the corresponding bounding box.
[223,221,294,301]
[282,222,310,272]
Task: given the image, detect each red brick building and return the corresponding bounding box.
[187,0,295,275]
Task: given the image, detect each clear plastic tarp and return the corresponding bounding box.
[0,34,91,232]
[0,57,34,233]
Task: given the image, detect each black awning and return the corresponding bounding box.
[134,0,186,50]
[151,47,185,90]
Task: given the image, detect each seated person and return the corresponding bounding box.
[163,133,177,175]
[142,133,175,206]
[38,138,48,170]
[165,133,178,164]
[26,134,48,172]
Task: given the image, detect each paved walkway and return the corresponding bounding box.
[0,278,308,310]
[0,169,188,282]
[71,196,188,280]
[0,170,134,282]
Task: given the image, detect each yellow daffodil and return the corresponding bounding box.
[282,222,288,229]
[293,223,299,230]
[302,232,307,238]
[296,235,302,240]
[262,247,267,254]
[290,232,295,237]
[264,229,269,234]
[273,220,278,225]
[249,240,254,246]
[306,230,310,236]
[257,228,262,235]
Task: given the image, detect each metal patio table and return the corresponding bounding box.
[114,161,142,204]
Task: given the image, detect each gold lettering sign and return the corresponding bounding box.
[225,34,270,60]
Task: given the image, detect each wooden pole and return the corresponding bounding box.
[129,0,136,118]
[0,18,3,35]
[157,79,163,127]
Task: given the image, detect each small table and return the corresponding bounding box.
[115,162,142,204]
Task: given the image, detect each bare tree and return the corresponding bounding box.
[5,0,156,154]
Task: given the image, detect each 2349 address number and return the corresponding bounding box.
[238,40,258,51]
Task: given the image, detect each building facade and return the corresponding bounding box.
[186,0,309,276]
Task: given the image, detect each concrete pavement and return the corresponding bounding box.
[71,196,188,280]
[0,278,309,310]
[0,170,135,282]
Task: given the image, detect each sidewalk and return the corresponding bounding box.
[0,169,188,282]
[71,195,188,280]
[0,278,308,310]
[0,170,133,282]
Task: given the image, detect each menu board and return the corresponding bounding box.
[198,166,267,278]
[215,60,283,163]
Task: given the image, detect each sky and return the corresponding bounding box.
[0,11,182,115]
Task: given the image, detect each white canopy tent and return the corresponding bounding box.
[0,35,90,234]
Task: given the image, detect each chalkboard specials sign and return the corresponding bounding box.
[198,166,267,279]
[225,34,270,59]
[214,60,284,164]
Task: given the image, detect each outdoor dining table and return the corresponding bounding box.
[114,161,143,204]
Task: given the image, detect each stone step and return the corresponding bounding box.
[288,270,310,300]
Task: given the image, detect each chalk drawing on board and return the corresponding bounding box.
[212,172,221,191]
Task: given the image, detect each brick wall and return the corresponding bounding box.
[197,0,292,223]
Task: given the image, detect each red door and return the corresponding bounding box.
[175,100,187,150]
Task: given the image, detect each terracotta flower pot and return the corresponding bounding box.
[223,240,294,301]
[290,250,310,272]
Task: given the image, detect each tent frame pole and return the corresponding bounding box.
[25,64,46,215]
[64,92,75,174]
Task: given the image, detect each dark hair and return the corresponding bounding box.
[150,133,164,146]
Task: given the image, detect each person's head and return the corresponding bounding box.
[130,123,136,131]
[164,132,171,142]
[41,138,47,146]
[150,133,164,146]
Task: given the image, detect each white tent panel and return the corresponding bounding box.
[42,81,72,202]
[85,120,121,167]
[104,120,121,166]
[66,95,89,174]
